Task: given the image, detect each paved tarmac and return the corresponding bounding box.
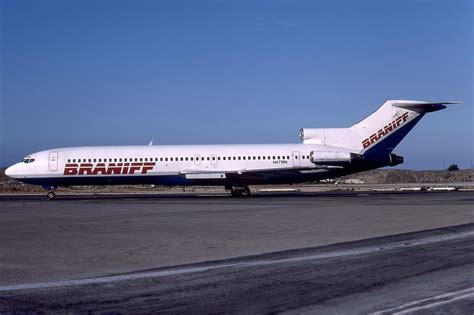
[0,191,473,313]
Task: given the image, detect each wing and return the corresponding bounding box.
[178,165,341,181]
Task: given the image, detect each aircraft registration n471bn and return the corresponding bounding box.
[5,100,458,199]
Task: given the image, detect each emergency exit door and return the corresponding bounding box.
[211,154,217,168]
[292,151,300,167]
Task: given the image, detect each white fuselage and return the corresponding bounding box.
[5,143,364,188]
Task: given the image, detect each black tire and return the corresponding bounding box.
[230,187,251,197]
[47,191,56,200]
[241,187,251,197]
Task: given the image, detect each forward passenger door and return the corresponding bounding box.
[48,152,58,171]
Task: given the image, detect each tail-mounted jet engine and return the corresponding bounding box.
[388,153,404,166]
[309,151,364,169]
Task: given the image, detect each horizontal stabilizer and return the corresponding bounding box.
[393,101,461,113]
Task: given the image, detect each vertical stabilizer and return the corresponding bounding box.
[301,100,458,157]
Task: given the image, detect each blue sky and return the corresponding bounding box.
[1,0,472,169]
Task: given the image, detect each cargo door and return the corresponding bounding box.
[49,152,58,171]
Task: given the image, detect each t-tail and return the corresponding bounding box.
[300,100,460,167]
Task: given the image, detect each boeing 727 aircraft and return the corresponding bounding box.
[5,100,458,199]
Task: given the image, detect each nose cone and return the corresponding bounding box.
[5,165,16,178]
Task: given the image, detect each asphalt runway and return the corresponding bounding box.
[0,191,473,313]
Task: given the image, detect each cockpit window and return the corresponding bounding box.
[21,157,35,163]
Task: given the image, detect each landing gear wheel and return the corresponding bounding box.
[241,187,251,197]
[47,191,56,200]
[230,186,251,197]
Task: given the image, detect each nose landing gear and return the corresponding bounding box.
[42,186,58,200]
[46,191,56,200]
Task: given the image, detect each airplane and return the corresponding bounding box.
[5,100,458,200]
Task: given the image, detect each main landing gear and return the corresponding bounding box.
[230,186,251,197]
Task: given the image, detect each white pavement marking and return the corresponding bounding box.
[4,202,44,207]
[371,287,474,314]
[0,230,473,293]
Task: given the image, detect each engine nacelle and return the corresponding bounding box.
[310,151,363,165]
[389,153,404,166]
[300,128,324,144]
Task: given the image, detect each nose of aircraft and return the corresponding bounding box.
[5,165,15,178]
